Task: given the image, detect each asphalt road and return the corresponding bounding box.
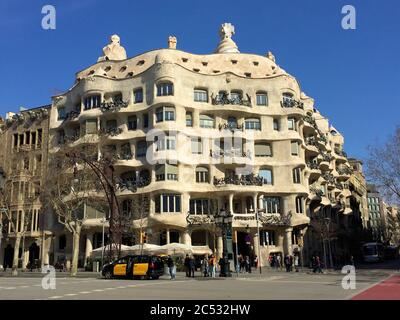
[0,266,398,300]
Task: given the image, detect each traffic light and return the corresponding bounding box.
[142,232,147,243]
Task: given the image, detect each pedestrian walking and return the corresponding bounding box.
[254,255,259,269]
[184,254,190,277]
[276,254,282,270]
[294,254,299,272]
[189,255,195,278]
[209,254,216,278]
[201,256,209,277]
[240,256,246,273]
[245,256,251,273]
[284,255,291,272]
[314,255,322,273]
[167,255,175,280]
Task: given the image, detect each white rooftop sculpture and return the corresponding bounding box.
[215,23,240,54]
[98,34,127,62]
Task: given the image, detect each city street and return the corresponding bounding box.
[0,265,399,300]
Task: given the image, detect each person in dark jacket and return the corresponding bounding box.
[167,256,175,280]
[184,254,190,277]
[188,255,195,278]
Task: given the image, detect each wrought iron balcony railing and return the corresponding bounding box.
[305,136,318,146]
[62,111,80,122]
[309,185,324,197]
[213,174,264,187]
[218,123,244,131]
[211,93,251,107]
[117,153,133,160]
[307,162,320,170]
[280,98,304,109]
[302,114,317,127]
[100,100,129,112]
[322,172,335,184]
[209,149,251,159]
[337,166,352,175]
[320,153,332,162]
[117,177,151,192]
[101,127,123,137]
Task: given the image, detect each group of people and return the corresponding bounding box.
[237,254,258,273]
[269,253,300,272]
[199,255,217,277]
[311,255,323,273]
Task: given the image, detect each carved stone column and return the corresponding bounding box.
[217,234,223,259]
[228,193,234,213]
[182,230,191,246]
[284,227,293,256]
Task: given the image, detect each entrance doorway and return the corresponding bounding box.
[237,232,252,257]
[3,244,13,268]
[28,242,40,264]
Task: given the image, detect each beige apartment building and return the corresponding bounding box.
[0,106,51,269]
[1,23,363,269]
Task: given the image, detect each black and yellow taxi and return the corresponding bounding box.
[101,255,164,280]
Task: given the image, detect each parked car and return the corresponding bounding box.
[101,255,164,280]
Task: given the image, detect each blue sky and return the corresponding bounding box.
[0,0,399,161]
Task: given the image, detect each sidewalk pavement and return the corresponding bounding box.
[0,266,341,278]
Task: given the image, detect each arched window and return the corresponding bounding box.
[195,166,209,183]
[263,197,281,214]
[259,168,273,185]
[186,112,193,127]
[227,117,237,129]
[157,82,173,96]
[136,140,147,158]
[84,94,101,110]
[133,88,143,103]
[199,114,215,128]
[256,91,268,106]
[245,118,261,130]
[292,167,302,183]
[296,196,304,213]
[156,106,175,122]
[194,89,208,102]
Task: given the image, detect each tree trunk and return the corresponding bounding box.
[71,227,81,276]
[12,234,22,276]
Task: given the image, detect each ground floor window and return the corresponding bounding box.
[260,230,276,246]
[155,194,181,213]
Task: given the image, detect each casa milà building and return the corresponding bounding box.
[46,23,355,267]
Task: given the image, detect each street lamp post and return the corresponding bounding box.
[101,217,106,268]
[214,209,233,277]
[253,208,265,274]
[324,218,333,269]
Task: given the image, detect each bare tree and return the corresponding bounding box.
[42,148,101,276]
[366,127,400,205]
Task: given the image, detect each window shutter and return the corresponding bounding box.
[86,119,97,134]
